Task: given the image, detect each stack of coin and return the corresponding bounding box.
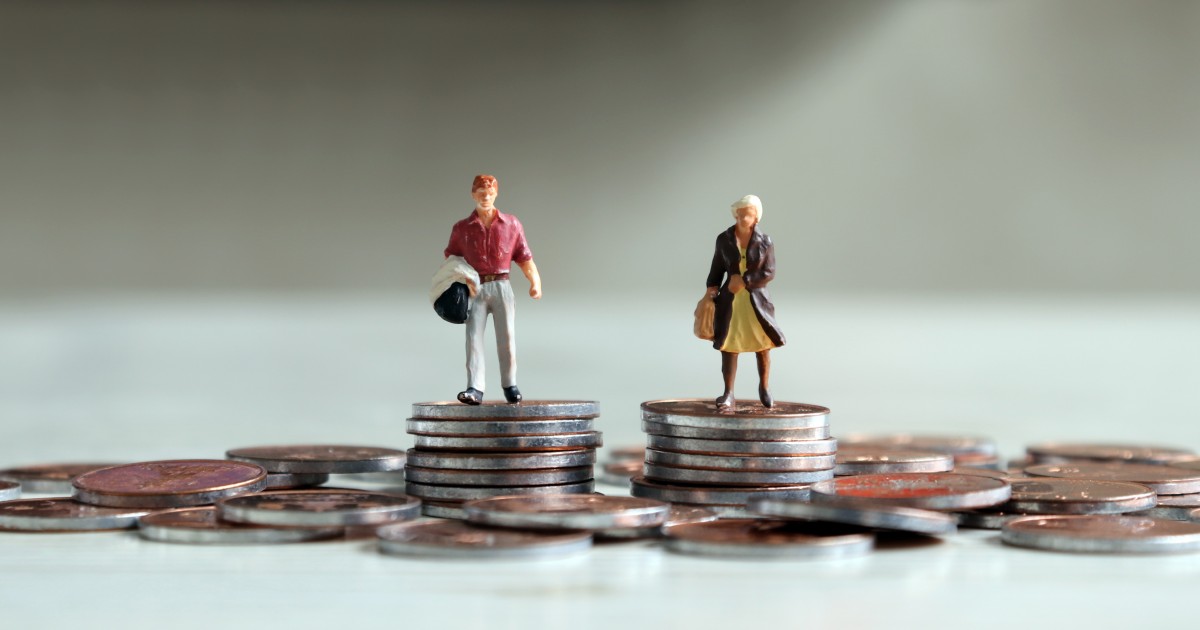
[405,401,602,516]
[632,399,834,514]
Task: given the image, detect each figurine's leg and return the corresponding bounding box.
[463,284,490,395]
[756,350,773,408]
[493,281,520,402]
[716,351,737,409]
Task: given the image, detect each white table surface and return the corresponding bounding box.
[2,294,1199,629]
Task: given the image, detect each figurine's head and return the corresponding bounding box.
[731,195,762,230]
[471,174,499,212]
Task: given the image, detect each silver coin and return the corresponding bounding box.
[809,473,1011,511]
[1131,493,1200,520]
[218,489,421,527]
[404,465,594,486]
[1024,462,1200,495]
[641,399,829,431]
[226,445,406,474]
[834,447,954,475]
[0,481,19,502]
[411,432,603,451]
[956,510,1023,530]
[664,519,874,560]
[1001,515,1200,554]
[597,505,720,540]
[138,507,342,545]
[1027,443,1196,466]
[264,473,330,490]
[839,434,997,456]
[404,480,595,502]
[641,420,830,441]
[0,463,117,495]
[644,463,834,486]
[0,498,152,532]
[378,519,593,559]
[464,495,669,530]
[646,435,837,457]
[1003,479,1157,515]
[645,449,836,472]
[421,502,467,519]
[405,449,595,471]
[749,498,957,535]
[406,418,594,436]
[631,476,811,505]
[411,400,600,420]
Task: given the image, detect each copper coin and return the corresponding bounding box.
[410,432,603,452]
[410,400,600,420]
[1024,462,1200,495]
[0,498,152,532]
[646,435,838,457]
[1027,443,1196,466]
[955,509,1025,530]
[226,445,406,474]
[264,472,330,490]
[643,462,833,486]
[606,446,645,462]
[464,495,670,530]
[598,460,642,487]
[1001,515,1200,554]
[377,519,592,558]
[839,434,997,456]
[0,481,19,501]
[72,460,267,508]
[404,480,595,503]
[665,519,874,559]
[645,448,837,472]
[641,420,830,441]
[218,489,420,527]
[0,463,118,494]
[1133,493,1200,520]
[406,418,594,436]
[641,399,829,430]
[630,476,811,505]
[834,447,955,475]
[749,497,957,535]
[138,507,342,544]
[405,449,595,471]
[954,466,1016,481]
[403,465,594,486]
[1004,479,1157,514]
[598,505,720,540]
[810,473,1011,511]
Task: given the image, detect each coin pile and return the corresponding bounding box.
[840,434,1002,470]
[404,400,603,517]
[631,399,835,514]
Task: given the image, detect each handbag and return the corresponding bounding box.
[693,293,715,340]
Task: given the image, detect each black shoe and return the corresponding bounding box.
[503,386,523,404]
[759,386,773,408]
[457,388,483,405]
[715,393,734,410]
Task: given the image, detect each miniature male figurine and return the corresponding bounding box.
[443,174,541,405]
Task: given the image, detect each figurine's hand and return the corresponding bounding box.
[529,284,542,300]
[706,287,718,299]
[728,275,745,294]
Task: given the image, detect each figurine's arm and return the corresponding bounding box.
[742,236,775,289]
[517,260,542,299]
[705,239,724,297]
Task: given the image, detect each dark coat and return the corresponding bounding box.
[706,225,785,351]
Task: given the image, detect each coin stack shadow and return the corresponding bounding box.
[404,401,603,517]
[631,399,835,515]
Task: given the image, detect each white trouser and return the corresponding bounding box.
[465,279,516,392]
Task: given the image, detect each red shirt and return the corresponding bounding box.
[444,210,533,276]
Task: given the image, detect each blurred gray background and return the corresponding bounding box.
[3,0,1197,297]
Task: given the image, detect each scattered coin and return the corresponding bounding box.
[405,449,595,470]
[664,519,874,560]
[1026,443,1196,466]
[410,432,603,452]
[631,476,811,505]
[377,519,593,559]
[1024,462,1200,495]
[646,435,837,457]
[0,481,19,502]
[421,502,467,519]
[138,507,342,545]
[1001,515,1200,554]
[748,498,957,535]
[464,495,670,530]
[410,400,600,420]
[809,473,1011,511]
[598,505,720,540]
[406,418,594,436]
[644,463,833,486]
[0,498,152,532]
[641,399,829,430]
[597,460,641,487]
[954,466,1015,481]
[226,445,406,474]
[218,489,420,527]
[645,449,836,472]
[840,434,997,457]
[404,480,595,503]
[1003,479,1156,515]
[404,465,594,486]
[642,420,830,441]
[72,460,267,508]
[955,509,1024,530]
[606,446,644,462]
[0,463,117,494]
[264,472,330,490]
[834,447,954,475]
[1131,493,1200,520]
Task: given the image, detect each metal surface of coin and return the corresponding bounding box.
[1027,443,1196,466]
[749,498,957,535]
[464,495,669,530]
[1131,493,1200,520]
[834,447,954,475]
[0,463,117,495]
[631,476,811,505]
[1003,479,1157,514]
[665,519,874,559]
[264,473,330,490]
[406,418,594,436]
[403,465,594,486]
[405,480,595,502]
[1001,515,1200,554]
[411,432,603,451]
[956,509,1023,530]
[839,434,997,456]
[597,460,641,487]
[1024,462,1200,495]
[645,449,837,472]
[953,467,1015,481]
[218,489,420,527]
[644,463,834,486]
[646,435,837,457]
[138,507,342,544]
[642,420,830,441]
[0,498,152,532]
[410,400,600,420]
[405,449,595,470]
[642,399,829,430]
[597,505,720,540]
[72,460,267,508]
[810,473,1011,511]
[952,453,1004,469]
[0,481,19,502]
[421,502,467,519]
[606,446,645,462]
[377,519,593,559]
[226,445,406,474]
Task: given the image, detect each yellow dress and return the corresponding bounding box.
[720,247,776,353]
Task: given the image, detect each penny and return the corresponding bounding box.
[410,400,600,420]
[646,435,838,457]
[952,453,1004,469]
[645,449,837,472]
[264,473,330,490]
[1003,479,1157,515]
[641,420,830,441]
[1024,462,1200,495]
[377,519,593,559]
[0,463,117,495]
[748,498,957,535]
[410,432,603,452]
[834,447,954,475]
[403,465,594,486]
[0,481,19,502]
[226,445,406,474]
[597,460,641,487]
[643,463,834,486]
[839,434,997,457]
[404,480,595,503]
[956,509,1024,530]
[0,498,152,532]
[406,418,594,436]
[1169,459,1200,472]
[218,489,420,527]
[631,476,811,505]
[1001,515,1200,554]
[405,449,595,471]
[464,495,670,530]
[1131,493,1200,520]
[138,507,342,545]
[664,519,874,559]
[598,505,720,540]
[641,399,829,430]
[72,460,267,508]
[606,446,645,462]
[809,473,1011,511]
[954,466,1015,481]
[1026,443,1196,466]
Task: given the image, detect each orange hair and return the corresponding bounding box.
[472,174,498,192]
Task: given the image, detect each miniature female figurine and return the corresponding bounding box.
[705,195,785,409]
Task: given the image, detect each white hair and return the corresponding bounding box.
[730,194,763,220]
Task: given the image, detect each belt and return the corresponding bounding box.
[480,273,509,283]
